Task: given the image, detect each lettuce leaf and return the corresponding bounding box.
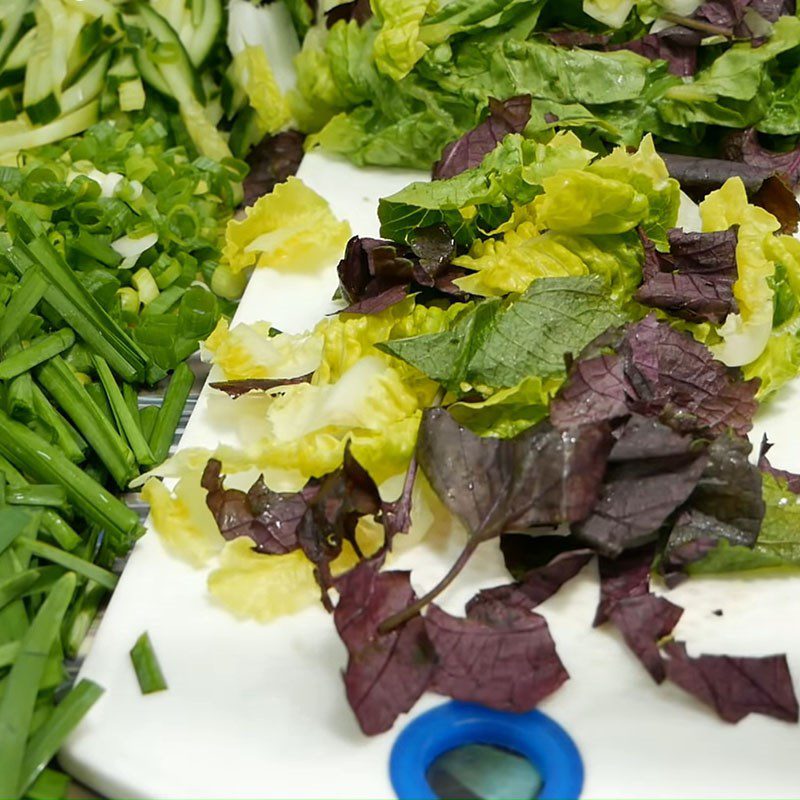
[229,45,292,138]
[378,131,596,244]
[222,177,352,274]
[700,177,780,367]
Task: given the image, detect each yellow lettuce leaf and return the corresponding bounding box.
[222,177,351,273]
[142,476,223,567]
[230,45,291,136]
[700,178,780,366]
[202,318,323,380]
[372,0,431,80]
[208,539,320,622]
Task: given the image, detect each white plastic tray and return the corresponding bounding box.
[59,149,800,799]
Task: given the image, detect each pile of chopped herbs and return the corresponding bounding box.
[172,116,800,738]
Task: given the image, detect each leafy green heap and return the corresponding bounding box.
[288,0,800,169]
[184,128,800,737]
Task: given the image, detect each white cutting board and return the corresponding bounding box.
[60,151,800,799]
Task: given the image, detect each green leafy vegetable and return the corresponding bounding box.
[130,632,168,695]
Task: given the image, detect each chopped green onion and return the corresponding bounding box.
[149,362,194,463]
[139,404,159,441]
[0,570,42,612]
[39,511,81,552]
[0,508,37,558]
[6,206,150,382]
[0,641,19,669]
[15,539,118,591]
[65,581,107,659]
[0,411,142,554]
[31,383,87,464]
[84,380,115,424]
[211,263,247,301]
[6,486,66,510]
[116,286,140,321]
[37,356,136,489]
[23,768,70,800]
[93,355,155,467]
[0,572,75,799]
[0,328,75,380]
[130,632,168,695]
[6,371,35,422]
[69,229,123,268]
[0,268,48,350]
[132,267,160,306]
[18,680,104,797]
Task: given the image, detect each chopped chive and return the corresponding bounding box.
[31,384,87,464]
[149,362,194,463]
[6,353,35,422]
[0,268,48,351]
[65,581,107,659]
[0,410,142,554]
[0,572,75,799]
[15,539,118,591]
[0,329,75,381]
[37,356,136,489]
[93,355,155,467]
[39,511,82,552]
[0,640,19,668]
[6,208,150,382]
[23,767,70,800]
[130,632,168,695]
[0,507,39,559]
[0,570,41,612]
[6,486,67,510]
[139,404,159,441]
[70,229,122,268]
[122,382,140,423]
[18,680,104,797]
[84,380,115,424]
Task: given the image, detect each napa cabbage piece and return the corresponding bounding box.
[228,45,292,137]
[223,177,351,273]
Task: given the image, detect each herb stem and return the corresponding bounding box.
[660,12,734,37]
[378,538,480,634]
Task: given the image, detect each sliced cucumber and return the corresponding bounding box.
[61,50,111,114]
[66,15,104,82]
[0,88,18,122]
[131,3,204,103]
[0,27,34,89]
[0,99,99,157]
[0,0,32,70]
[184,0,222,68]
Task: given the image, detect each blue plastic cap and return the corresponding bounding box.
[390,702,584,800]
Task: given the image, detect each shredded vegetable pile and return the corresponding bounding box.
[286,0,800,171]
[147,120,800,736]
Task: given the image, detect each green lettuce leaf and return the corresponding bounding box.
[378,131,595,244]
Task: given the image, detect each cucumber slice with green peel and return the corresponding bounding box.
[60,50,111,115]
[130,4,204,102]
[0,88,18,122]
[0,27,34,89]
[65,15,105,82]
[0,100,99,159]
[184,0,222,68]
[0,0,32,71]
